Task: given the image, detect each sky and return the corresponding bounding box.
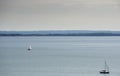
[0,0,120,31]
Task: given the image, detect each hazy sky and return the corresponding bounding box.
[0,0,120,30]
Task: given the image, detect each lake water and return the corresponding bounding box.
[0,36,120,76]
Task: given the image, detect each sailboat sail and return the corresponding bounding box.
[28,45,32,50]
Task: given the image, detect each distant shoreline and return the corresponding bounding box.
[1,34,120,36]
[1,35,120,36]
[1,30,120,36]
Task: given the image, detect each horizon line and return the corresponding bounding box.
[0,29,120,31]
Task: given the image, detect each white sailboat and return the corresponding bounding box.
[27,45,32,51]
[100,61,110,74]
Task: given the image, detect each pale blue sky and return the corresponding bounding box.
[0,0,120,30]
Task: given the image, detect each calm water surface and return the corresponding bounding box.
[0,36,120,76]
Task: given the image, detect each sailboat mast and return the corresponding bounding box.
[105,60,109,72]
[105,61,107,71]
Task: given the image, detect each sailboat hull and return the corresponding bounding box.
[100,70,109,74]
[27,48,31,50]
[100,72,109,74]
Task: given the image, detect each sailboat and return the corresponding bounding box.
[27,45,32,51]
[100,61,110,74]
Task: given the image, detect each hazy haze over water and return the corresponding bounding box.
[0,0,120,30]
